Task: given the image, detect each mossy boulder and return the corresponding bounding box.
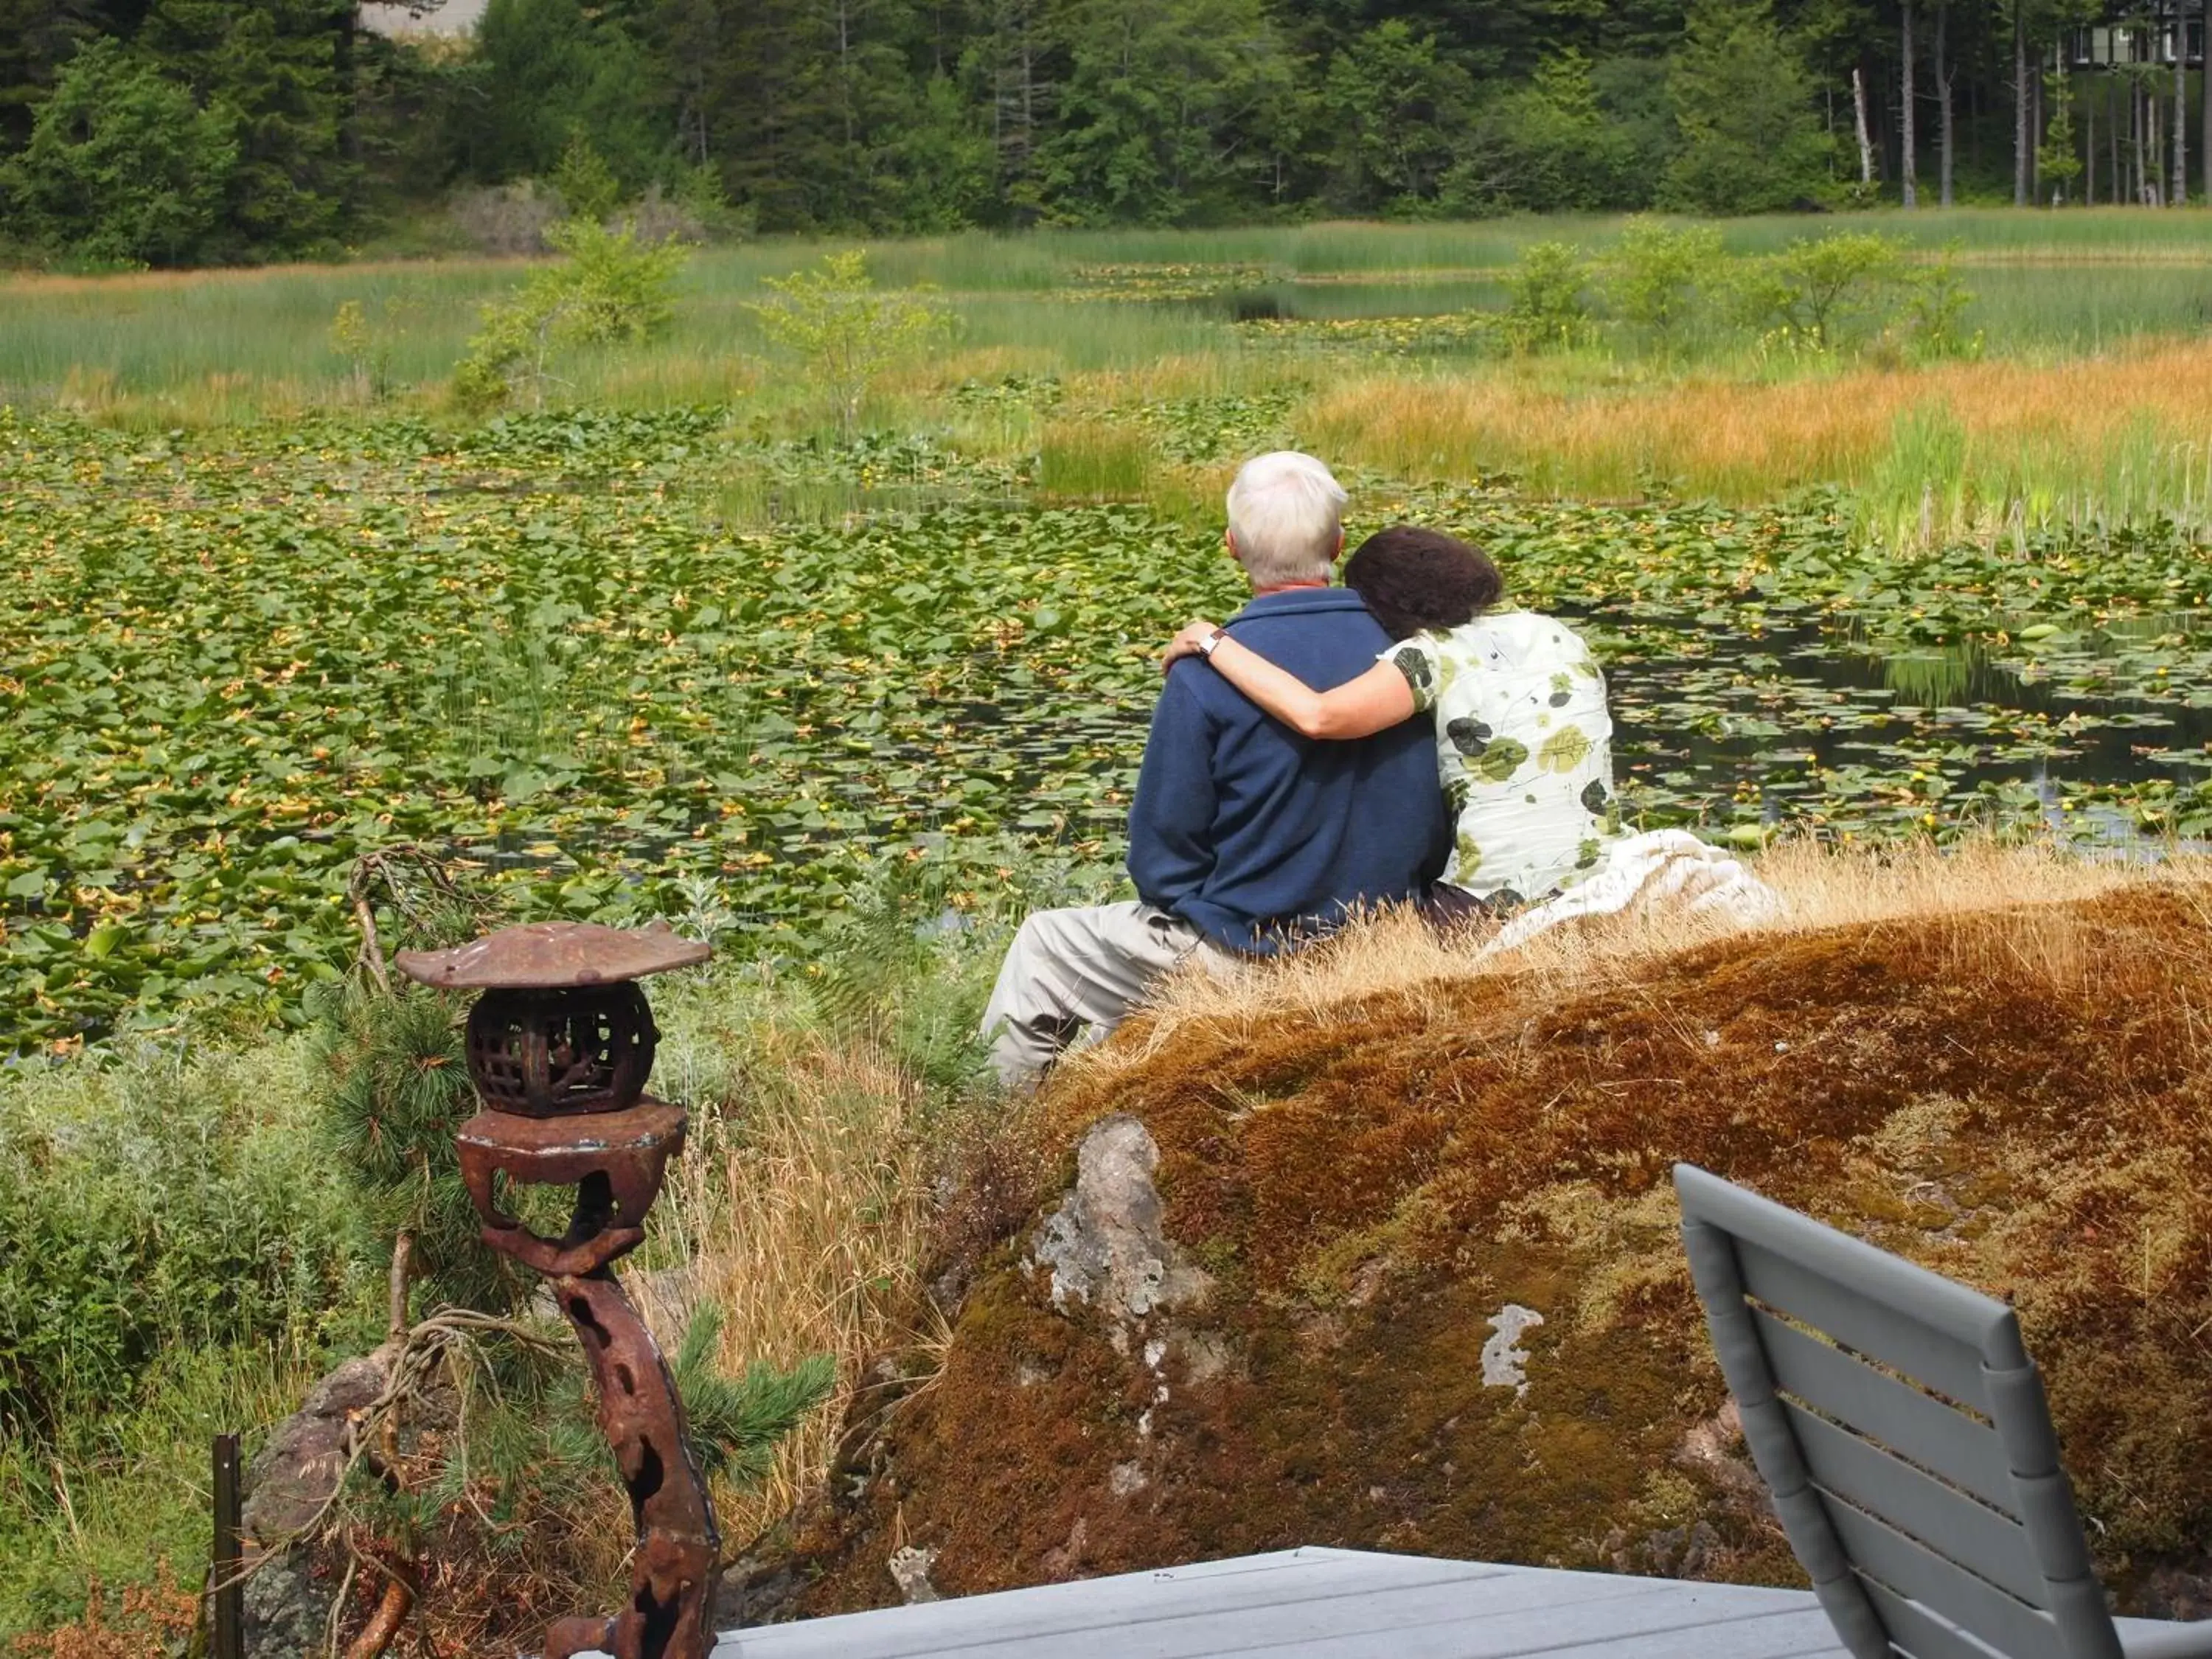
[775,884,2212,1619]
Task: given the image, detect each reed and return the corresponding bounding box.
[1301,338,2212,537]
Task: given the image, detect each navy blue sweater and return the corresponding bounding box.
[1127,587,1450,956]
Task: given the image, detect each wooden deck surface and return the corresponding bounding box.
[709,1548,1853,1658]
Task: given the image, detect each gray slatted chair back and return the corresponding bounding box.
[1674,1162,2117,1659]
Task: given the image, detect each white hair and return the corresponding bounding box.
[1225,451,1346,588]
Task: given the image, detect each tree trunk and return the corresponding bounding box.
[1937,0,1955,206]
[2152,83,2166,204]
[2202,0,2211,204]
[838,0,854,150]
[1853,66,1877,185]
[1902,2,1919,206]
[2135,72,2146,202]
[2177,4,2191,208]
[2014,0,2031,205]
[2032,51,2044,200]
[2110,72,2121,202]
[2086,70,2096,203]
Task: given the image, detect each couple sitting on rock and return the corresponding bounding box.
[980,451,1769,1090]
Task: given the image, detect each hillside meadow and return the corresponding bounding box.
[7,209,2212,1649]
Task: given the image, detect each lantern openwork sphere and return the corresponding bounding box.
[464,981,657,1116]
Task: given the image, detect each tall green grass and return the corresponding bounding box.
[4,211,2209,418]
[1861,401,2212,548]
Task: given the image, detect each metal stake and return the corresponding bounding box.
[212,1431,244,1659]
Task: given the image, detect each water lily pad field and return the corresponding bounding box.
[10,388,2212,1054]
[12,214,2212,1052]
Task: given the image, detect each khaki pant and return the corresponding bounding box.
[980,901,1231,1089]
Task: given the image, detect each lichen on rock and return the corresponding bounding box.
[1029,1113,1211,1330]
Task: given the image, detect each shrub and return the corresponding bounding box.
[1607,218,1725,357]
[0,1040,366,1433]
[330,298,406,403]
[448,179,568,256]
[549,129,622,224]
[1500,240,1593,354]
[453,216,689,411]
[745,251,953,438]
[1728,231,1912,352]
[622,181,709,248]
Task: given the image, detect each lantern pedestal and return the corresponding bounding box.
[395,922,720,1659]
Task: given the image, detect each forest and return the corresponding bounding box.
[1,0,2208,266]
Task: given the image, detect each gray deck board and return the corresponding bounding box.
[710,1548,1852,1659]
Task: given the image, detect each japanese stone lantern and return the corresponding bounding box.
[395,920,719,1659]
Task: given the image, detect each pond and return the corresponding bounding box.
[1591,611,2212,846]
[7,408,2211,1051]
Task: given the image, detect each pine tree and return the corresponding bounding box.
[472,0,665,187]
[139,0,357,254]
[1662,0,1834,212]
[1035,0,1292,224]
[2,35,235,264]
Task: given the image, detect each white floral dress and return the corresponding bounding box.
[1385,610,1616,904]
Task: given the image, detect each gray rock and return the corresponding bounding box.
[1029,1115,1211,1326]
[239,1349,393,1658]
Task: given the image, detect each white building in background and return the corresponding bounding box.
[360,0,486,38]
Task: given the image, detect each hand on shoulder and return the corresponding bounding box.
[1161,618,1221,675]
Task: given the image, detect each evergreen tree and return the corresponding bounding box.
[2,35,235,265]
[1455,45,1640,212]
[139,0,356,255]
[1318,21,1475,215]
[1662,0,1834,212]
[0,0,131,150]
[473,0,665,188]
[1034,0,1292,224]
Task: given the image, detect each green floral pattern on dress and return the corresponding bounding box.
[1386,610,1616,900]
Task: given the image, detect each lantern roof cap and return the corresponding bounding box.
[394,921,709,990]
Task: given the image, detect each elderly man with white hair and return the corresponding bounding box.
[979,451,1450,1089]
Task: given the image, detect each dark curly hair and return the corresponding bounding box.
[1342,526,1505,641]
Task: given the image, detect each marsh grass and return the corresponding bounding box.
[1303,338,2212,535]
[1037,420,1155,499]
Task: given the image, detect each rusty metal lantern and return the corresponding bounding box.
[396,920,720,1659]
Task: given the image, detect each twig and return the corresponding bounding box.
[325,1555,360,1659]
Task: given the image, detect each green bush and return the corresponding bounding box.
[453,216,689,411]
[1607,218,1725,357]
[0,1039,368,1433]
[745,251,953,437]
[1728,231,1913,352]
[1500,240,1593,354]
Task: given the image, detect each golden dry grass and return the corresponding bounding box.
[1094,839,2195,1073]
[633,1023,949,1548]
[1301,340,2212,504]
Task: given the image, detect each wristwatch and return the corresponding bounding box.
[1196,627,1229,658]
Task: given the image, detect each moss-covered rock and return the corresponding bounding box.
[774,884,2212,1620]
